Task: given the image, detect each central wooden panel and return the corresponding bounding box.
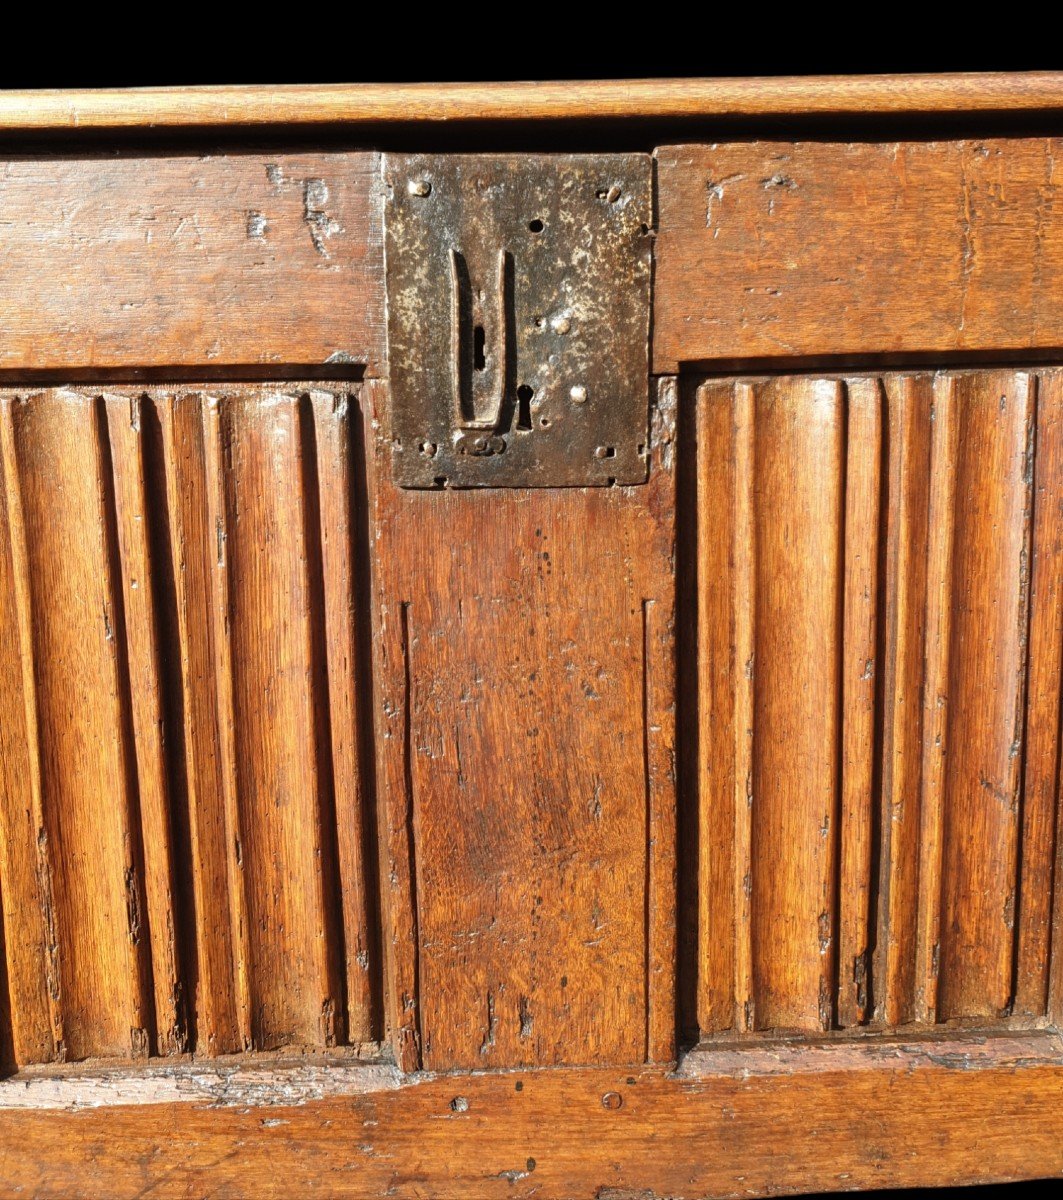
[369,381,676,1071]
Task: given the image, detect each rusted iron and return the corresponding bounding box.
[383,153,653,488]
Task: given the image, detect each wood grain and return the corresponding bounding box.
[693,369,1063,1037]
[0,386,382,1066]
[4,100,1063,1200]
[0,1035,1061,1197]
[837,379,882,1027]
[368,379,676,1071]
[696,378,843,1033]
[1017,372,1063,1018]
[0,155,384,374]
[0,392,151,1060]
[655,140,1063,371]
[0,74,1061,130]
[155,394,243,1055]
[103,394,185,1055]
[936,371,1035,1020]
[875,377,933,1027]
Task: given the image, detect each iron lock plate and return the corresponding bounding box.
[383,153,653,488]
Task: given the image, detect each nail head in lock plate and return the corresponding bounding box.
[383,153,653,488]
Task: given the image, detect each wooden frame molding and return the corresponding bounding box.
[0,154,385,376]
[0,1034,1060,1197]
[0,74,1061,132]
[655,138,1063,370]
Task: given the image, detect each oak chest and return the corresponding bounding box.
[0,73,1062,1197]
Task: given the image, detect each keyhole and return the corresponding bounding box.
[517,384,534,430]
[474,325,486,372]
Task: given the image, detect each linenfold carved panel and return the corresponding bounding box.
[691,369,1063,1039]
[0,387,380,1066]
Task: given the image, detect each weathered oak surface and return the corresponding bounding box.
[368,380,677,1071]
[0,1036,1060,1198]
[0,155,385,374]
[0,387,381,1068]
[655,140,1063,370]
[693,369,1063,1037]
[3,90,1063,1200]
[1,74,1062,130]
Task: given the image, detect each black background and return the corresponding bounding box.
[0,36,1057,89]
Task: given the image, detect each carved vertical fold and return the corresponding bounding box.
[0,399,59,1065]
[697,377,845,1034]
[361,377,419,1070]
[154,392,241,1056]
[874,376,933,1026]
[750,377,844,1031]
[3,391,151,1060]
[103,394,186,1055]
[309,389,380,1044]
[937,372,1034,1020]
[731,384,756,1034]
[915,375,960,1024]
[201,395,253,1050]
[644,378,679,1064]
[837,379,883,1028]
[694,380,739,1035]
[1016,370,1063,1019]
[212,393,344,1050]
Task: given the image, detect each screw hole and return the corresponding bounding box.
[539,416,551,428]
[528,218,544,233]
[533,315,544,328]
